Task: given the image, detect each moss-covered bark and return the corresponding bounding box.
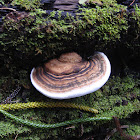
[0,0,140,139]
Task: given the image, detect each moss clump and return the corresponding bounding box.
[126,123,140,137]
[0,0,139,139]
[123,5,140,56]
[11,0,41,11]
[0,0,134,90]
[76,5,128,46]
[0,75,139,139]
[1,0,128,58]
[0,121,30,138]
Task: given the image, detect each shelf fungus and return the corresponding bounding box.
[30,52,111,99]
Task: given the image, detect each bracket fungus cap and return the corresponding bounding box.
[30,52,111,99]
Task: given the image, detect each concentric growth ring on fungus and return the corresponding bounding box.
[30,52,111,99]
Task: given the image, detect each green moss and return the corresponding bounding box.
[78,5,128,44]
[0,74,139,139]
[1,0,129,59]
[111,120,140,140]
[12,0,41,11]
[1,0,138,68]
[0,0,139,139]
[0,121,30,138]
[133,5,140,21]
[126,123,140,136]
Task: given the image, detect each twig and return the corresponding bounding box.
[14,125,23,140]
[1,86,21,104]
[104,125,129,140]
[129,0,135,6]
[113,116,139,140]
[0,7,16,12]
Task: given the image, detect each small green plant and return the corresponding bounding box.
[0,0,4,4]
[12,0,41,11]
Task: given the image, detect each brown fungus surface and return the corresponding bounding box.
[30,52,111,99]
